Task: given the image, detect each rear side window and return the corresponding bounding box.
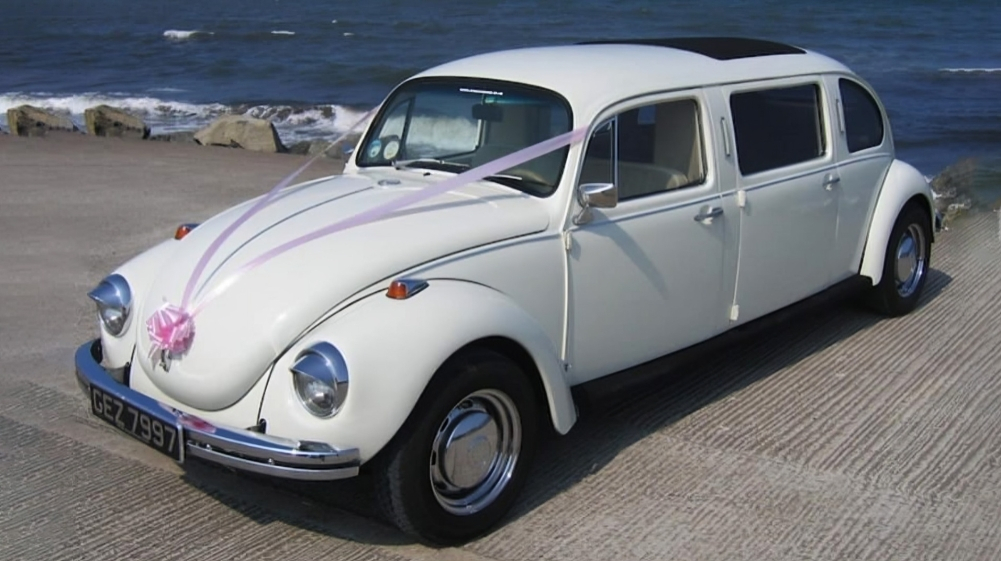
[839,79,885,152]
[730,84,825,175]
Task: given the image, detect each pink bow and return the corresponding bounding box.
[147,302,195,357]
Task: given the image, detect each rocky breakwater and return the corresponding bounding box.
[84,105,150,139]
[6,105,79,136]
[2,104,348,161]
[931,157,1001,227]
[192,115,285,153]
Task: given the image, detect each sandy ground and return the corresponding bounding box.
[2,133,1001,560]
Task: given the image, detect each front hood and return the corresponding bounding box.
[135,171,549,410]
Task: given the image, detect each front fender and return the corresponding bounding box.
[258,279,576,463]
[859,159,936,285]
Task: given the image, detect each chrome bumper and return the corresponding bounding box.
[75,340,360,481]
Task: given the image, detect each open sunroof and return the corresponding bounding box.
[578,37,805,61]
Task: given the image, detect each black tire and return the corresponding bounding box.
[374,348,540,544]
[868,203,932,316]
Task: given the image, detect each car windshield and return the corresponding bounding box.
[357,78,572,197]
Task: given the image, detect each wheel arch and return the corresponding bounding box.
[859,159,936,285]
[259,279,576,463]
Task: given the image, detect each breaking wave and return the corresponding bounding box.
[939,67,1001,74]
[163,29,214,40]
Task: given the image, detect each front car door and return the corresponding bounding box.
[724,77,839,324]
[566,91,735,384]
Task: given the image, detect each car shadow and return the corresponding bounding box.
[178,267,952,547]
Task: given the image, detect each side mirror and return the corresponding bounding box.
[574,182,618,225]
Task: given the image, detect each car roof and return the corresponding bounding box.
[413,38,852,124]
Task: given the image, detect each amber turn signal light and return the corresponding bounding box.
[174,223,199,240]
[386,279,429,300]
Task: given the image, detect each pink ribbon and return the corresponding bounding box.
[147,302,195,357]
[146,122,589,358]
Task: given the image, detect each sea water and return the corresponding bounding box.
[1,0,999,179]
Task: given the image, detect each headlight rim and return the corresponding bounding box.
[87,274,133,337]
[290,342,349,418]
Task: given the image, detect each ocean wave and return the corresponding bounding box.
[939,67,1001,74]
[270,30,295,36]
[163,29,214,40]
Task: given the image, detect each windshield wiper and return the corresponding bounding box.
[392,158,469,173]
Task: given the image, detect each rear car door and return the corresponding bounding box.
[723,78,839,324]
[827,75,895,281]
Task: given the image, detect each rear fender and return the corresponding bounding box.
[859,159,936,285]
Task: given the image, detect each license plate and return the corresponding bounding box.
[90,386,183,461]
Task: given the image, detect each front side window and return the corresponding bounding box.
[730,84,826,175]
[839,79,885,153]
[579,98,706,201]
[358,78,572,197]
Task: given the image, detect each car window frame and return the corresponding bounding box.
[577,91,710,204]
[837,77,887,154]
[726,77,832,177]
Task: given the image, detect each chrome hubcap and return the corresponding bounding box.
[430,389,521,515]
[895,223,927,298]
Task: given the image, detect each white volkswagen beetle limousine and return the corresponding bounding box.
[76,38,936,542]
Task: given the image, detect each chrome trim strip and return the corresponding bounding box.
[741,161,840,193]
[75,340,360,481]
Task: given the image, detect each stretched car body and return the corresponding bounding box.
[76,37,935,542]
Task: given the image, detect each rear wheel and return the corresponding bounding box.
[375,348,539,544]
[868,203,931,316]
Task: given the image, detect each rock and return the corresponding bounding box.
[6,105,78,137]
[193,115,286,153]
[84,105,150,139]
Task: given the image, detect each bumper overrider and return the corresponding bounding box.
[75,339,360,481]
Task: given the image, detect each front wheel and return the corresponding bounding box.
[868,203,932,316]
[374,349,540,544]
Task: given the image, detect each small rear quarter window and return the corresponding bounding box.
[839,79,885,152]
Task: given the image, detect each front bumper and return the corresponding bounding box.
[75,340,360,481]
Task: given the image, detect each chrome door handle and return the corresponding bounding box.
[823,173,841,190]
[694,205,724,222]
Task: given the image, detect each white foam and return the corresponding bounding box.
[163,29,212,40]
[270,30,295,36]
[940,67,1001,74]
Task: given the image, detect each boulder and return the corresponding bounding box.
[6,105,78,137]
[193,115,285,153]
[84,105,150,139]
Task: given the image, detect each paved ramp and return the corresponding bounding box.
[3,135,1001,560]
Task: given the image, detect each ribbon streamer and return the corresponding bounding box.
[147,124,589,357]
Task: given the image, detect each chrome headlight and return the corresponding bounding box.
[87,274,133,337]
[290,342,349,418]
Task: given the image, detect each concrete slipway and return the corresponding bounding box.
[2,135,1000,560]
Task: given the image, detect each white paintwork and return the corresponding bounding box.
[824,74,896,280]
[133,173,549,411]
[91,41,933,470]
[258,280,576,461]
[565,89,733,383]
[409,45,850,132]
[858,159,936,284]
[723,76,841,324]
